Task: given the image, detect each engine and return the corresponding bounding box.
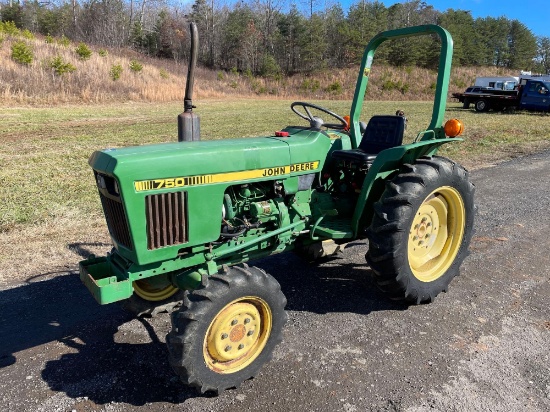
[219,182,281,242]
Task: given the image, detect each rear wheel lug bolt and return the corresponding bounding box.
[238,344,244,350]
[225,345,232,352]
[231,319,238,326]
[247,330,254,336]
[221,333,228,340]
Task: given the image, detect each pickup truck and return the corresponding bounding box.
[452,79,550,113]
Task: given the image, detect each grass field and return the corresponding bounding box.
[1,99,549,284]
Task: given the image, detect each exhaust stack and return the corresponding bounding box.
[178,22,200,142]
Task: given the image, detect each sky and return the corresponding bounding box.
[346,0,550,38]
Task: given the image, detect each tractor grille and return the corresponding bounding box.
[146,191,188,250]
[99,193,133,250]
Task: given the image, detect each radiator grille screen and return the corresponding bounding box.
[146,191,188,250]
[100,193,132,250]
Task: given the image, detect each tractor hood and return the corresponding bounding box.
[90,136,288,180]
[89,128,330,183]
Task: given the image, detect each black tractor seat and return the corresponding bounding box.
[332,115,405,167]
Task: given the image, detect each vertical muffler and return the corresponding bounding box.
[178,22,200,142]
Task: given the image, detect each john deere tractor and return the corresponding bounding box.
[80,24,474,393]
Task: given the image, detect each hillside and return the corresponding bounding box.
[0,28,519,105]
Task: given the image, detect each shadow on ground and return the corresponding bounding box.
[0,241,406,405]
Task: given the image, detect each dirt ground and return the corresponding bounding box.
[1,151,550,411]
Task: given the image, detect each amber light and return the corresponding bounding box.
[343,115,350,131]
[444,119,464,137]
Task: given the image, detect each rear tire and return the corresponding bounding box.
[475,99,489,112]
[166,265,287,394]
[366,156,474,304]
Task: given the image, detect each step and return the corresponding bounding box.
[313,216,354,239]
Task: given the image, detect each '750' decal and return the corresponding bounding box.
[134,161,319,192]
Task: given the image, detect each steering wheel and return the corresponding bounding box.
[290,102,348,130]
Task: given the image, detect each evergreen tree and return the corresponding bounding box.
[37,3,72,37]
[300,12,327,72]
[324,4,348,67]
[438,9,479,66]
[385,1,430,66]
[476,17,510,66]
[345,0,388,63]
[0,2,24,27]
[220,5,257,71]
[507,20,537,70]
[275,4,306,73]
[536,36,550,74]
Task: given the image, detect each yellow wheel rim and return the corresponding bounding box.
[408,186,466,282]
[203,297,272,374]
[133,279,179,302]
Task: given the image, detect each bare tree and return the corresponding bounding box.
[252,0,281,53]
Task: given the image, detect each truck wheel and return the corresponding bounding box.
[121,278,183,317]
[166,265,287,394]
[474,99,489,112]
[366,156,474,304]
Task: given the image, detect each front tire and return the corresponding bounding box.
[166,265,287,394]
[121,277,183,317]
[366,156,474,304]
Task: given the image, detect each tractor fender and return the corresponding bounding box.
[351,138,462,236]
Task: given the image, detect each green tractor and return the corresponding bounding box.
[80,24,474,393]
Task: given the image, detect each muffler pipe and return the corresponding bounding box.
[178,22,200,142]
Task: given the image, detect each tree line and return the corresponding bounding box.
[2,0,550,75]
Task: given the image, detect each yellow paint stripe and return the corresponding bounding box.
[134,161,320,192]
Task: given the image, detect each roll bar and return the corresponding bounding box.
[349,25,454,148]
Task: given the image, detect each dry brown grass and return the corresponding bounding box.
[0,31,520,105]
[1,36,185,104]
[0,216,112,284]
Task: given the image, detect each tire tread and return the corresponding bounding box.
[366,156,475,304]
